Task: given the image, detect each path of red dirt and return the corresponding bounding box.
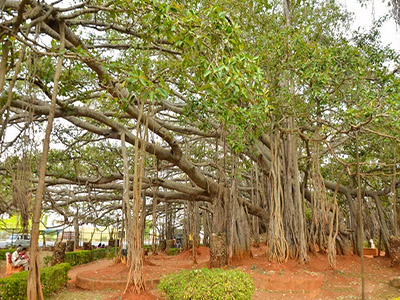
[24,246,400,299]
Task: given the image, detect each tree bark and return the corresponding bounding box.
[210,189,228,267]
[27,22,65,300]
[121,132,132,263]
[73,215,79,251]
[282,118,308,264]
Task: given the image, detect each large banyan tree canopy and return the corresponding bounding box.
[1,0,400,290]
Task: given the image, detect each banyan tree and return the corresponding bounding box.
[1,0,400,298]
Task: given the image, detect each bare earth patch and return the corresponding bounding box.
[3,246,400,299]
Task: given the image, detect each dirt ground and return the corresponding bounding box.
[2,246,400,299]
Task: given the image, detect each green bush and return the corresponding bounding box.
[43,255,52,267]
[166,248,179,256]
[158,268,255,300]
[41,263,71,297]
[107,247,119,259]
[63,248,108,266]
[44,248,110,267]
[65,250,92,266]
[0,249,15,260]
[0,263,71,300]
[91,248,107,260]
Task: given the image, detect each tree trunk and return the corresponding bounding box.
[73,215,79,251]
[151,158,159,254]
[121,132,131,262]
[202,206,211,247]
[282,118,308,264]
[42,233,46,249]
[51,242,66,266]
[124,99,147,294]
[183,202,190,250]
[151,195,158,254]
[373,194,392,254]
[27,21,65,300]
[192,201,199,264]
[66,241,74,252]
[252,164,260,247]
[392,156,398,236]
[210,190,228,267]
[166,202,173,240]
[344,191,361,255]
[266,130,288,263]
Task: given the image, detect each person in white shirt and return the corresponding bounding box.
[11,246,29,270]
[369,239,376,249]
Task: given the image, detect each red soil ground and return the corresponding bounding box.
[2,246,400,299]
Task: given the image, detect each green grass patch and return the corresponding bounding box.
[158,268,255,299]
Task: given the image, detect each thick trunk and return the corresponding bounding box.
[202,206,211,247]
[372,194,392,254]
[345,191,361,255]
[266,131,288,263]
[51,242,66,266]
[336,228,352,256]
[210,190,228,267]
[282,118,308,264]
[210,233,227,268]
[232,200,251,259]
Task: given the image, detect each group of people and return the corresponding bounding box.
[11,245,30,270]
[97,243,106,248]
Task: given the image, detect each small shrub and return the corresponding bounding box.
[158,268,255,300]
[0,263,71,300]
[110,246,119,253]
[66,250,89,265]
[107,247,119,259]
[41,263,71,298]
[64,250,95,266]
[91,248,107,260]
[166,248,179,256]
[43,255,52,267]
[0,249,15,260]
[50,248,111,267]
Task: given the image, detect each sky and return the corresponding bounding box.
[341,0,400,50]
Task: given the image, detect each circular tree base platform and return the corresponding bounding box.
[76,271,160,291]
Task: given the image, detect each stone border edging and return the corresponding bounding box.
[76,272,160,290]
